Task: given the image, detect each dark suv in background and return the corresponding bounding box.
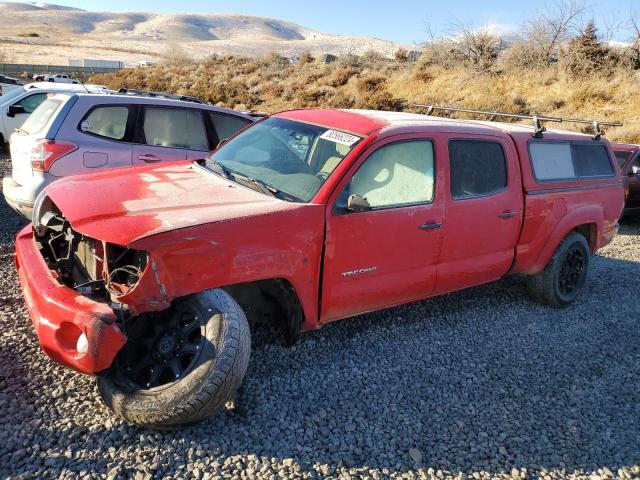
[612,143,640,216]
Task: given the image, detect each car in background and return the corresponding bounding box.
[0,75,23,96]
[43,74,80,84]
[611,142,640,216]
[3,91,255,217]
[0,82,108,145]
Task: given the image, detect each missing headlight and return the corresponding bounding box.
[105,244,148,299]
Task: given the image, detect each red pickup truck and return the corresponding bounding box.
[15,108,624,429]
[611,142,640,216]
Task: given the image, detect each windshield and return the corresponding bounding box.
[0,87,26,106]
[206,117,362,202]
[21,97,64,135]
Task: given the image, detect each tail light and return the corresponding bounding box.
[30,140,77,172]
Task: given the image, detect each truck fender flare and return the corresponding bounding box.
[530,205,603,273]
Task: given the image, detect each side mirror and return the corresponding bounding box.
[7,104,25,118]
[347,194,371,212]
[631,165,640,176]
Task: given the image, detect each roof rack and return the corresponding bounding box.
[413,104,623,140]
[116,88,206,104]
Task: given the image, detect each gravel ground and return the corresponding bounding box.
[0,151,639,480]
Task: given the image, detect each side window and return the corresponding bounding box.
[81,106,129,140]
[186,110,209,151]
[139,107,188,148]
[572,144,614,177]
[16,93,47,113]
[208,112,251,143]
[529,142,575,181]
[614,151,630,167]
[341,140,434,209]
[449,140,507,198]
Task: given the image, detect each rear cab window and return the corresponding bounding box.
[529,141,615,182]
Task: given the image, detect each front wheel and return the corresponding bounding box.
[527,231,590,307]
[98,289,250,429]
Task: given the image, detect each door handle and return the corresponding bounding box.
[419,222,442,230]
[138,154,161,163]
[498,211,517,218]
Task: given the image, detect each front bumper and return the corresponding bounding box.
[15,225,126,375]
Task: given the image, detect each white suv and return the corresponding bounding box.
[3,91,255,218]
[0,82,107,145]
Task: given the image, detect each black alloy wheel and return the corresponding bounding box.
[118,300,207,390]
[558,246,586,296]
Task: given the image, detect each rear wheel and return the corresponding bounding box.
[527,231,590,307]
[98,289,250,429]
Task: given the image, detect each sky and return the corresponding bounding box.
[7,0,639,44]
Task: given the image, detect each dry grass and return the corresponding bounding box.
[91,55,640,144]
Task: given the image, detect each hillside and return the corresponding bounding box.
[0,2,403,65]
[90,54,640,144]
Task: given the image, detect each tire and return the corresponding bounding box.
[98,288,250,429]
[526,231,590,307]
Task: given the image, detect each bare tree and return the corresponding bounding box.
[161,42,192,66]
[444,18,504,71]
[627,9,640,68]
[523,0,585,64]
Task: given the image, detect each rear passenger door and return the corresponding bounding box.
[62,104,136,174]
[132,106,211,164]
[436,135,523,294]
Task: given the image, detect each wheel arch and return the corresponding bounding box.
[222,278,307,343]
[526,205,603,275]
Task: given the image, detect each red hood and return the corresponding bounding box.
[44,161,299,245]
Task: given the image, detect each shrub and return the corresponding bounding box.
[354,90,403,111]
[299,51,314,65]
[356,74,386,93]
[326,67,359,87]
[395,48,409,63]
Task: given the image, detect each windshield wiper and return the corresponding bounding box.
[230,172,277,197]
[14,127,29,136]
[203,158,299,201]
[205,158,230,179]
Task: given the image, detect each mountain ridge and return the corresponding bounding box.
[0,2,405,65]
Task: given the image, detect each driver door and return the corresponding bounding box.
[320,136,444,323]
[6,92,47,134]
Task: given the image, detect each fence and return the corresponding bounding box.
[0,63,123,76]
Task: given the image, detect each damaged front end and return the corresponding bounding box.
[33,196,149,308]
[16,194,169,375]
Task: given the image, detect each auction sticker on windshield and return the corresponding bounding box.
[320,129,360,146]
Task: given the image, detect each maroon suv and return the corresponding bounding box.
[612,143,640,216]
